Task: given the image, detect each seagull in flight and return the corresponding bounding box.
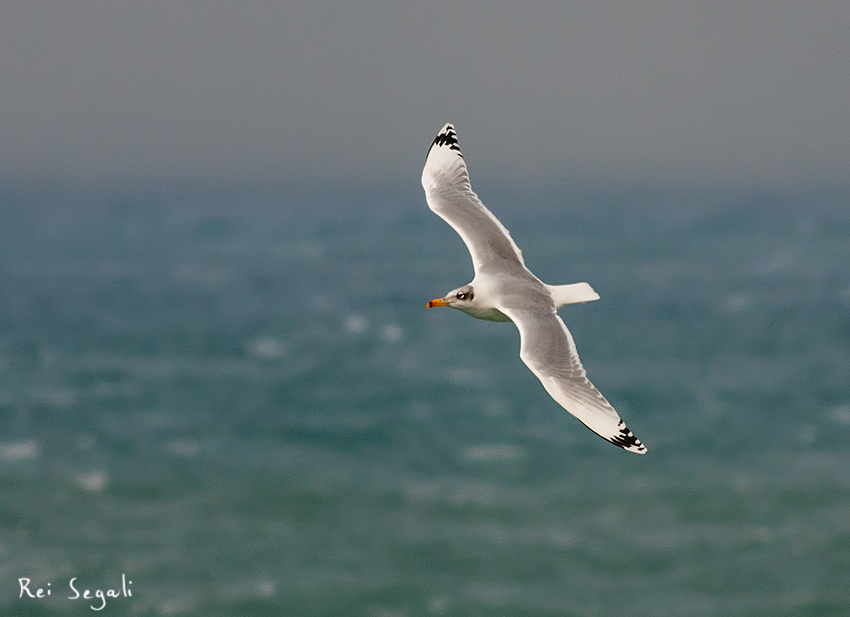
[423,123,646,454]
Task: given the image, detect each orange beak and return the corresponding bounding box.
[426,297,451,308]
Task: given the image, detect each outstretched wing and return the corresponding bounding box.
[498,302,647,454]
[422,123,526,274]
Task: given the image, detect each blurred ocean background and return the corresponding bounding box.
[1,182,849,617]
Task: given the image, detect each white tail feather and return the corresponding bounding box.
[547,282,600,307]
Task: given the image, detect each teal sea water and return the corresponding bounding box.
[1,183,849,616]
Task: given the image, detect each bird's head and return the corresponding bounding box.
[427,285,475,310]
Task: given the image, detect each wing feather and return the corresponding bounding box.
[498,303,647,454]
[422,124,525,274]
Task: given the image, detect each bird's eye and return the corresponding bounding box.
[456,291,466,300]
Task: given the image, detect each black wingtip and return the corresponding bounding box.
[607,420,647,454]
[427,123,463,159]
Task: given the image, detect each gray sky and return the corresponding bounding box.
[2,1,848,188]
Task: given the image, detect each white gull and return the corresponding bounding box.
[423,123,646,454]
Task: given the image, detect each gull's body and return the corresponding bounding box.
[423,124,646,454]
